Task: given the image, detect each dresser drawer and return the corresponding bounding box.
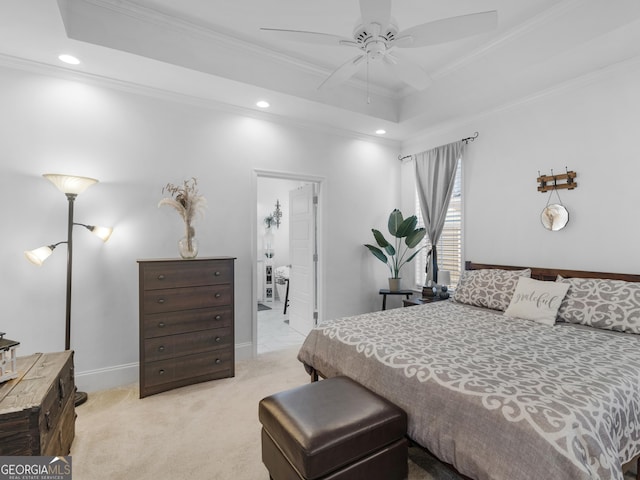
[142,260,233,290]
[143,350,232,388]
[143,284,232,314]
[144,327,232,362]
[143,307,232,338]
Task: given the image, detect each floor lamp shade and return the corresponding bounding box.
[43,173,98,195]
[24,245,55,266]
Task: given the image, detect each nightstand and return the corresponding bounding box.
[378,289,416,310]
[403,296,448,307]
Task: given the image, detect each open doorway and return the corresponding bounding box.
[254,171,323,355]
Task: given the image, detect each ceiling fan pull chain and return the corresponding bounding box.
[366,56,371,104]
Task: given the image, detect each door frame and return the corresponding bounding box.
[252,169,325,357]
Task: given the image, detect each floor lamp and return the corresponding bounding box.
[24,174,113,407]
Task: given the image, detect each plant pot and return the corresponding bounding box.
[388,278,401,292]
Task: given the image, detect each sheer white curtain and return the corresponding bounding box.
[414,140,465,285]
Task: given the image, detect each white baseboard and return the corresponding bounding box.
[75,361,138,393]
[76,343,256,392]
[235,341,253,361]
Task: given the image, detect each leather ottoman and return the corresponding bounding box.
[259,376,408,480]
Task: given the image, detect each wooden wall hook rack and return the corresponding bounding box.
[537,169,577,193]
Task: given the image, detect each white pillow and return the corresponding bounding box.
[504,277,570,326]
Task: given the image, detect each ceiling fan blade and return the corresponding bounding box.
[359,0,391,28]
[260,28,357,47]
[396,10,498,48]
[318,54,366,90]
[383,53,432,91]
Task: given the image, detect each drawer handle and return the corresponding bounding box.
[215,358,222,365]
[214,271,221,276]
[158,345,165,352]
[158,322,166,328]
[159,369,165,376]
[157,298,166,304]
[45,411,51,430]
[215,293,221,298]
[215,337,222,343]
[214,315,222,321]
[157,274,165,280]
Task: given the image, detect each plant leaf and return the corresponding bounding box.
[396,215,418,238]
[364,244,388,264]
[158,198,187,222]
[405,228,426,248]
[388,209,404,237]
[384,244,396,256]
[405,246,425,263]
[372,229,390,248]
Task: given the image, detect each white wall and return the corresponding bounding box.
[0,65,400,392]
[401,57,640,276]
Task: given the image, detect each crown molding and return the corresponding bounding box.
[0,52,400,148]
[402,51,640,151]
[432,0,581,80]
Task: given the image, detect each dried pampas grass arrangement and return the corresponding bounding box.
[158,177,206,255]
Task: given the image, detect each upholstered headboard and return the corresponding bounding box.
[465,261,640,283]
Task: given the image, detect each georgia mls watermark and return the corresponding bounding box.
[0,456,71,480]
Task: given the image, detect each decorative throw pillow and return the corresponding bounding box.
[453,268,531,311]
[504,277,570,326]
[556,276,640,334]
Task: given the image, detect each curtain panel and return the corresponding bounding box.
[414,140,465,285]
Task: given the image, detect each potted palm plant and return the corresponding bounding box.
[364,209,426,291]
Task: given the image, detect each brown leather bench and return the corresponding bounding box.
[259,376,408,480]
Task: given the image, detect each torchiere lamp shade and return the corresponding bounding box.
[43,174,98,195]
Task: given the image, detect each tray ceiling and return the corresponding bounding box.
[2,0,640,142]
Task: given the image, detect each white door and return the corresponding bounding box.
[289,183,317,336]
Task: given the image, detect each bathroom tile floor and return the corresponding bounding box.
[257,300,307,354]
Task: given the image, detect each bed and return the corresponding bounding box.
[297,262,640,480]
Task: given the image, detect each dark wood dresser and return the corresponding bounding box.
[0,351,75,455]
[138,257,236,398]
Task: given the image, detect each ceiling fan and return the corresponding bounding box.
[261,0,497,91]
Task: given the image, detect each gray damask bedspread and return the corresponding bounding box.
[297,301,640,480]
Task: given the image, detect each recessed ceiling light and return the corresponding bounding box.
[256,101,270,108]
[376,129,386,135]
[58,54,80,65]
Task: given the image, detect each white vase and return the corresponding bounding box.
[388,278,401,292]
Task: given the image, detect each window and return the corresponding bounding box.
[414,161,463,288]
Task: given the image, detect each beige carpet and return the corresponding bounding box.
[71,347,458,479]
[72,348,638,480]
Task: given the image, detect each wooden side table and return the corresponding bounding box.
[379,289,414,310]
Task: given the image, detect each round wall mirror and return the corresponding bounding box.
[541,204,569,231]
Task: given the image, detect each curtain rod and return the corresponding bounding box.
[397,131,479,161]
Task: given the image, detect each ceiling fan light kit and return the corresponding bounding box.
[261,0,497,92]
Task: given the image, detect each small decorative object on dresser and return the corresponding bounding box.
[0,351,75,455]
[158,177,207,259]
[138,257,235,398]
[0,333,19,383]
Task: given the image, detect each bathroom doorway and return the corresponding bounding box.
[254,171,323,355]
